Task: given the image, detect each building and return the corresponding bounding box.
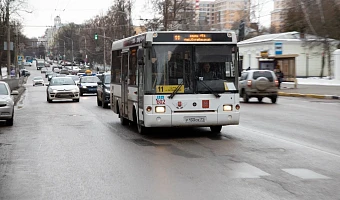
[238,32,340,78]
[198,0,250,30]
[270,0,286,32]
[46,16,63,53]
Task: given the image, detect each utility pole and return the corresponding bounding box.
[6,1,11,77]
[103,30,106,72]
[14,22,18,77]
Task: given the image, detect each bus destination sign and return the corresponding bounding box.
[174,34,212,42]
[153,33,233,42]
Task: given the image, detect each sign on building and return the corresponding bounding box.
[275,42,282,55]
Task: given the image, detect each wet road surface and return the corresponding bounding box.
[0,67,339,200]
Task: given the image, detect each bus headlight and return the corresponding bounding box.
[223,105,233,111]
[155,106,166,113]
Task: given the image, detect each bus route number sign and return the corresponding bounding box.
[156,85,184,94]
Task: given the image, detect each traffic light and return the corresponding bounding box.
[94,33,98,40]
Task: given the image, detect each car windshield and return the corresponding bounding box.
[33,77,43,80]
[104,75,111,84]
[81,76,100,83]
[0,84,9,95]
[50,77,75,86]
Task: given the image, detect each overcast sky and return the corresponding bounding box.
[18,0,273,38]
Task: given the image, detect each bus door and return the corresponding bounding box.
[121,51,129,118]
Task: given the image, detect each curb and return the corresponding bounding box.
[12,86,26,105]
[278,92,340,100]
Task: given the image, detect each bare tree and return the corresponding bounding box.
[283,0,340,78]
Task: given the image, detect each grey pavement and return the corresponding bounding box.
[280,82,340,96]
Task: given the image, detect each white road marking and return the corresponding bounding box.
[282,168,331,179]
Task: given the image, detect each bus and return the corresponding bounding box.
[110,31,240,134]
[25,56,33,63]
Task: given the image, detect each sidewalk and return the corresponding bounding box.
[279,79,340,100]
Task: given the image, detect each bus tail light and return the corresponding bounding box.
[235,104,240,110]
[146,106,152,112]
[155,106,166,113]
[247,80,252,87]
[223,105,233,111]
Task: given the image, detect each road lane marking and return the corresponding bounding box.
[282,169,330,179]
[224,162,270,178]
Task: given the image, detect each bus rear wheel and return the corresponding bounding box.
[210,126,222,133]
[137,123,149,135]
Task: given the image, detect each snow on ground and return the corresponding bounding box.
[285,77,340,86]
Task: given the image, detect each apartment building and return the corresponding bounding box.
[270,0,286,32]
[199,0,250,30]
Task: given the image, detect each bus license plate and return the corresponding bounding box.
[184,117,206,123]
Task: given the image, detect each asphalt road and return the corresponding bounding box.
[0,66,340,200]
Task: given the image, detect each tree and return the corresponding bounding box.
[283,0,340,78]
[148,0,196,31]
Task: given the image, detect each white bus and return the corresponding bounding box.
[110,31,240,134]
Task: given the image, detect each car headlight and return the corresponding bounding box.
[104,88,110,93]
[223,105,233,111]
[82,85,87,88]
[52,89,57,93]
[71,89,78,92]
[155,106,166,113]
[6,99,12,106]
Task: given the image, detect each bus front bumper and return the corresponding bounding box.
[143,112,240,127]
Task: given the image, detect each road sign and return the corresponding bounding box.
[17,55,23,61]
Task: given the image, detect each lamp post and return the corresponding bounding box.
[63,35,74,62]
[81,36,87,64]
[59,39,66,63]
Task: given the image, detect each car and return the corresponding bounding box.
[96,73,111,108]
[41,68,48,74]
[78,75,100,96]
[60,69,69,75]
[45,71,53,78]
[67,75,80,85]
[20,69,30,77]
[239,70,279,103]
[24,62,32,67]
[0,81,18,126]
[48,73,57,81]
[46,77,80,103]
[32,76,45,86]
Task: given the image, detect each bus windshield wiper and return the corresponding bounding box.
[168,81,184,99]
[197,78,221,98]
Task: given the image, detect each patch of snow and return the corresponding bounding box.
[285,77,340,86]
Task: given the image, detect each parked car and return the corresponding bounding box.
[0,81,18,126]
[32,76,44,86]
[46,77,80,103]
[20,69,30,77]
[239,70,279,103]
[96,73,111,108]
[78,76,100,96]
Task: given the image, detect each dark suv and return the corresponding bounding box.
[96,73,111,108]
[239,70,278,103]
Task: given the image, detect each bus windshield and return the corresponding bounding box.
[146,44,237,94]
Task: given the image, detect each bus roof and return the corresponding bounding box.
[111,31,238,51]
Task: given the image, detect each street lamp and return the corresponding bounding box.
[81,36,87,64]
[63,35,74,62]
[59,39,66,63]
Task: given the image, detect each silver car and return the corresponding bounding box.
[46,77,80,103]
[0,81,18,126]
[32,76,44,86]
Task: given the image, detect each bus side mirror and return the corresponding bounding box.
[137,48,145,66]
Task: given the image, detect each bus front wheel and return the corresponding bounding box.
[210,126,222,133]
